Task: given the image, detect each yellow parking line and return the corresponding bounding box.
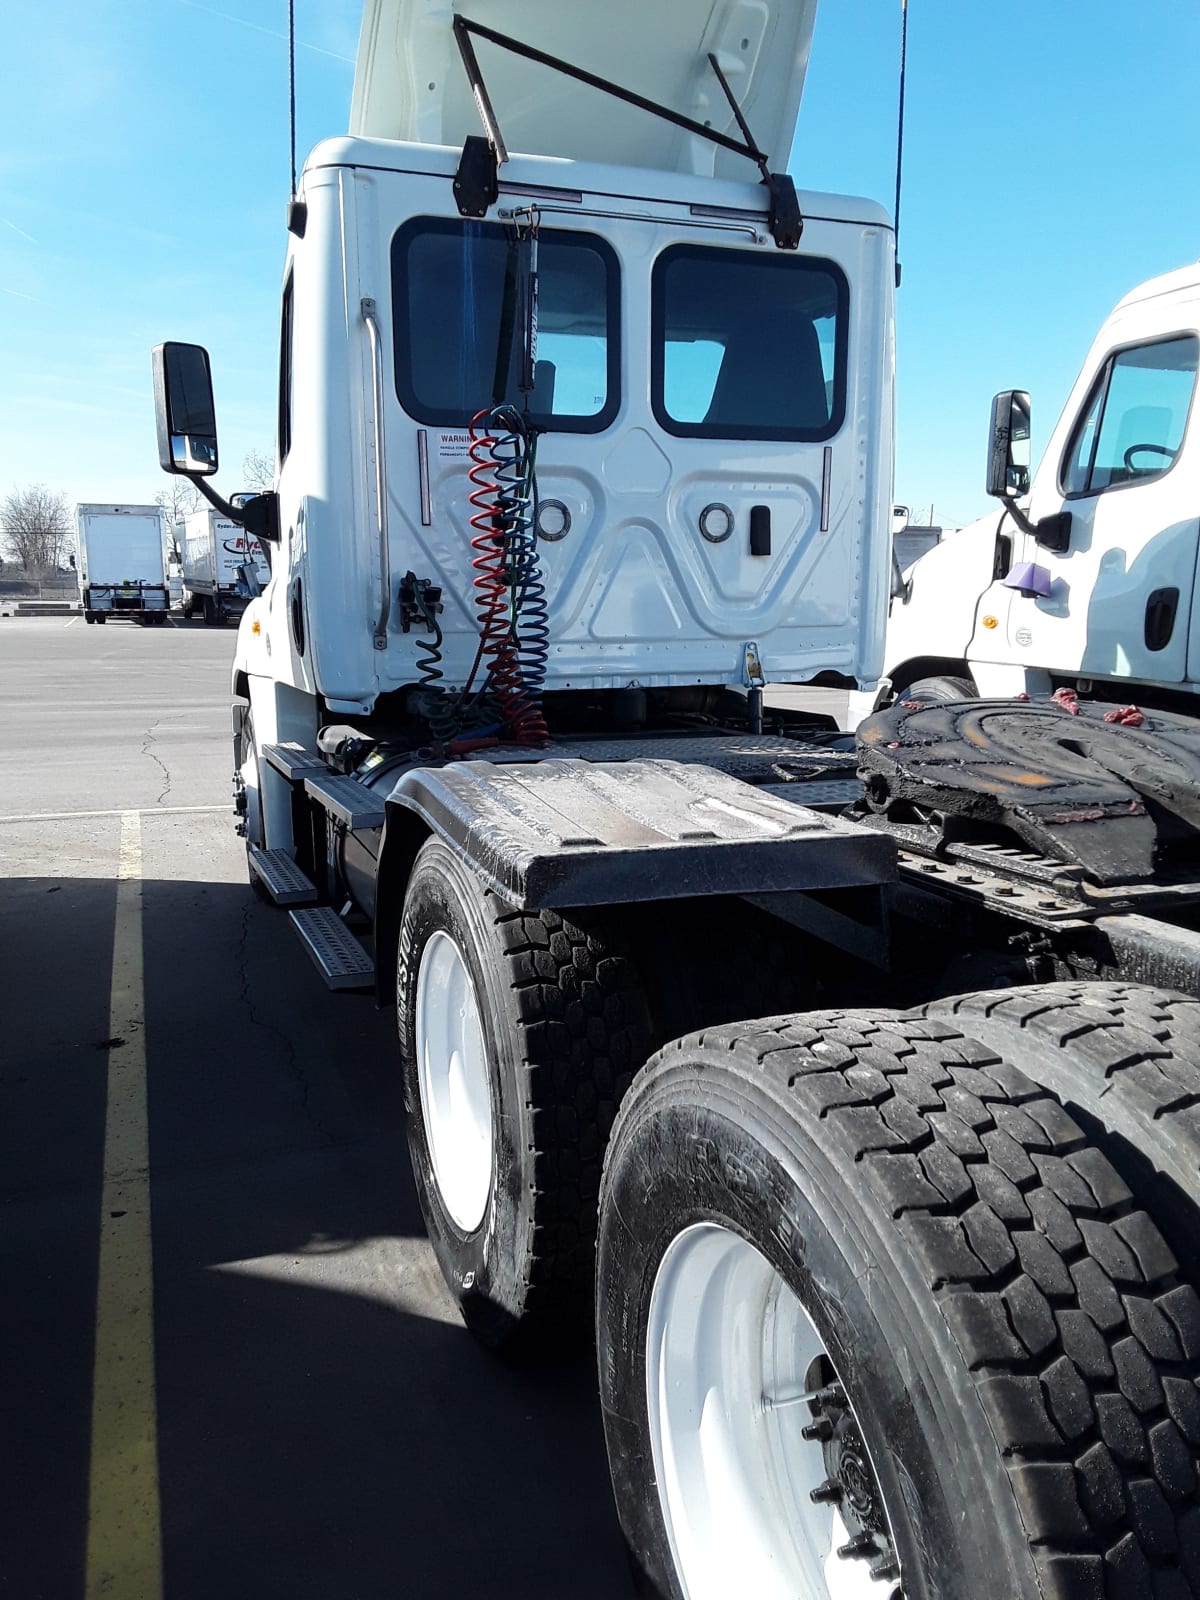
[85,810,162,1600]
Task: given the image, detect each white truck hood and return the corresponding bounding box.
[350,0,816,180]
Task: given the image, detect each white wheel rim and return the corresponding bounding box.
[414,930,493,1233]
[647,1222,898,1600]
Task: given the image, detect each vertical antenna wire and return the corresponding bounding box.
[288,0,298,199]
[893,0,908,288]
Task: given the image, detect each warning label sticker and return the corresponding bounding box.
[437,431,472,460]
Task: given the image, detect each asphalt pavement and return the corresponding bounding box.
[0,615,632,1600]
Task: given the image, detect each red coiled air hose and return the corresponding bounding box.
[464,410,548,746]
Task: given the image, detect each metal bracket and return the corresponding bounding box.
[453,134,500,219]
[764,171,803,250]
[398,571,443,634]
[741,641,765,689]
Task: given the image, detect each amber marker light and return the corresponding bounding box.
[982,615,998,629]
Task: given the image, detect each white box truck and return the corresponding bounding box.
[75,503,169,625]
[177,509,269,626]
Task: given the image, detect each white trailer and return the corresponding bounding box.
[151,4,1200,1594]
[177,509,269,626]
[75,503,169,625]
[878,263,1200,714]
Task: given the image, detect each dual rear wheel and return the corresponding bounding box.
[601,1012,1200,1600]
[395,844,1200,1596]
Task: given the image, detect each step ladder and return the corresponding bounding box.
[247,846,319,907]
[261,740,326,780]
[289,907,375,990]
[304,773,386,830]
[253,745,379,988]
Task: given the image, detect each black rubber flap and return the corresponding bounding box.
[387,757,894,909]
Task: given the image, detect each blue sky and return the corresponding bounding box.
[2,0,1199,528]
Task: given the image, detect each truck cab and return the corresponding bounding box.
[156,0,895,829]
[884,264,1200,707]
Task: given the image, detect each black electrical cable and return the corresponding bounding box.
[893,0,908,289]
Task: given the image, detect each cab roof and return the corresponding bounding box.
[350,0,817,181]
[1112,261,1200,313]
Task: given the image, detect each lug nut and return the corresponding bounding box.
[837,1532,875,1560]
[870,1554,900,1582]
[801,1418,833,1442]
[810,1477,842,1504]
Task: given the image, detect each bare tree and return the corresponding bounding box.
[155,477,204,533]
[2,484,72,573]
[241,446,275,493]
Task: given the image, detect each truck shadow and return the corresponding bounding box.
[0,872,632,1600]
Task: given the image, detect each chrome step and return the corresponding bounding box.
[304,773,386,830]
[288,907,375,990]
[247,846,318,907]
[262,740,326,781]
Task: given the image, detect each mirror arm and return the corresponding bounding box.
[1001,497,1038,538]
[184,474,279,542]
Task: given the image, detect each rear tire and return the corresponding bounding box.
[895,672,976,704]
[397,835,652,1347]
[924,982,1200,1284]
[203,596,217,626]
[94,613,106,624]
[597,1010,1200,1599]
[84,611,95,625]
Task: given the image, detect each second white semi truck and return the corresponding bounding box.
[152,3,1200,1595]
[177,508,269,625]
[75,503,169,625]
[879,263,1200,717]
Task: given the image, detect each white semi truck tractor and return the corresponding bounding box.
[76,503,170,625]
[153,4,1200,1595]
[880,264,1200,718]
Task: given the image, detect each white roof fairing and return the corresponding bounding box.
[350,0,818,180]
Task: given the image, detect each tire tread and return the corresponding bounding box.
[623,1009,1200,1595]
[492,903,651,1315]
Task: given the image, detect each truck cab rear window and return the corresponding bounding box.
[392,218,619,432]
[651,245,847,441]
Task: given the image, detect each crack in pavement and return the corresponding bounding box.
[141,719,173,805]
[235,897,341,1146]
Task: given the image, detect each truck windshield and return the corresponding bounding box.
[651,244,847,442]
[392,218,619,432]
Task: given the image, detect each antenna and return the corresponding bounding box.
[286,0,307,235]
[893,0,909,288]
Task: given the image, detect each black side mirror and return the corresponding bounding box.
[152,342,219,476]
[986,390,1032,500]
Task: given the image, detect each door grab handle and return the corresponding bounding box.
[361,297,391,650]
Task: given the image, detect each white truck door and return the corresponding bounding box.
[1016,333,1199,682]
